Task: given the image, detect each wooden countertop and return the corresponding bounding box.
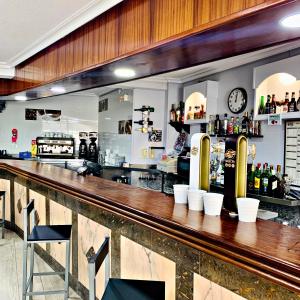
[1,160,299,292]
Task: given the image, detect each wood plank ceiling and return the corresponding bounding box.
[0,0,295,98]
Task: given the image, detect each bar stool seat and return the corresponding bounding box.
[88,237,165,300]
[28,225,72,242]
[102,278,165,300]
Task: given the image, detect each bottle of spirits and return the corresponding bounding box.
[175,104,181,122]
[208,115,215,135]
[227,117,234,135]
[260,163,270,195]
[270,94,276,114]
[214,114,220,135]
[297,90,300,111]
[247,164,255,192]
[179,101,185,123]
[257,121,262,136]
[194,106,200,119]
[187,106,194,120]
[268,165,278,197]
[241,112,249,134]
[249,110,254,136]
[170,104,176,122]
[222,113,228,135]
[233,117,239,135]
[288,92,297,112]
[282,92,289,113]
[258,96,265,114]
[265,95,271,114]
[254,163,261,194]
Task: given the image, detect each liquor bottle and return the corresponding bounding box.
[135,106,155,112]
[214,114,220,135]
[260,163,270,195]
[247,163,255,192]
[257,121,262,136]
[276,96,282,114]
[179,101,185,123]
[233,117,239,135]
[297,90,300,111]
[208,115,215,135]
[187,106,194,120]
[270,94,276,114]
[249,110,254,136]
[288,92,297,112]
[222,113,228,135]
[200,104,205,119]
[254,163,261,194]
[194,106,200,119]
[268,165,278,197]
[170,104,176,122]
[265,95,271,114]
[258,96,265,115]
[227,117,234,135]
[175,104,181,122]
[216,163,222,185]
[282,92,289,113]
[275,165,284,198]
[241,112,249,134]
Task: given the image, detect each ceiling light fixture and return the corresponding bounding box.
[50,86,66,93]
[114,68,136,78]
[14,95,27,101]
[280,13,300,28]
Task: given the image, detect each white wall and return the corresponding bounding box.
[131,88,167,164]
[0,94,99,154]
[183,51,300,167]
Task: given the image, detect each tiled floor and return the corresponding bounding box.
[0,229,82,300]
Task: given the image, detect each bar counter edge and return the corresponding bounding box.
[0,160,299,300]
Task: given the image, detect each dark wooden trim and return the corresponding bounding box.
[0,161,299,293]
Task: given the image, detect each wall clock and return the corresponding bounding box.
[228,88,247,114]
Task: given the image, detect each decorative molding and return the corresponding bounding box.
[7,0,123,67]
[0,63,15,79]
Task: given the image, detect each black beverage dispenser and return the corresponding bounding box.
[78,132,88,159]
[88,132,98,163]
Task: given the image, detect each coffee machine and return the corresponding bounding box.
[78,132,88,159]
[88,132,98,163]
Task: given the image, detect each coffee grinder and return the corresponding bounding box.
[88,132,98,163]
[78,132,88,159]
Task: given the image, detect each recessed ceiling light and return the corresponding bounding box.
[114,68,136,78]
[14,95,27,101]
[280,14,300,28]
[50,86,66,93]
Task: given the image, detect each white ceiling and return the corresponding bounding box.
[0,0,123,78]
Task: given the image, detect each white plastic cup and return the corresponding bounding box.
[173,184,189,204]
[188,189,207,211]
[237,198,260,222]
[203,193,224,216]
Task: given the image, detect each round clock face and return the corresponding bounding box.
[228,88,247,114]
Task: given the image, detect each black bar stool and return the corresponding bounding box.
[22,199,72,300]
[0,191,5,239]
[88,237,165,300]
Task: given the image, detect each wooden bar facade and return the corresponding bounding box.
[0,159,299,298]
[0,0,291,97]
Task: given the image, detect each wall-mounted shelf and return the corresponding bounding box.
[183,81,218,124]
[210,134,263,139]
[169,121,190,134]
[255,111,300,121]
[184,119,208,125]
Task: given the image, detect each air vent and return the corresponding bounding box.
[0,101,6,113]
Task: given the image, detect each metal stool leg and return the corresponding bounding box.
[28,243,34,300]
[22,243,28,300]
[64,240,71,300]
[1,193,5,239]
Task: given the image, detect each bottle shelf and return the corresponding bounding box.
[169,121,190,134]
[254,111,300,121]
[210,134,263,139]
[184,118,208,125]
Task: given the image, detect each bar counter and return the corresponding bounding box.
[0,160,299,299]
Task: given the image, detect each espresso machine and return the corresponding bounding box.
[78,132,88,159]
[88,132,98,163]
